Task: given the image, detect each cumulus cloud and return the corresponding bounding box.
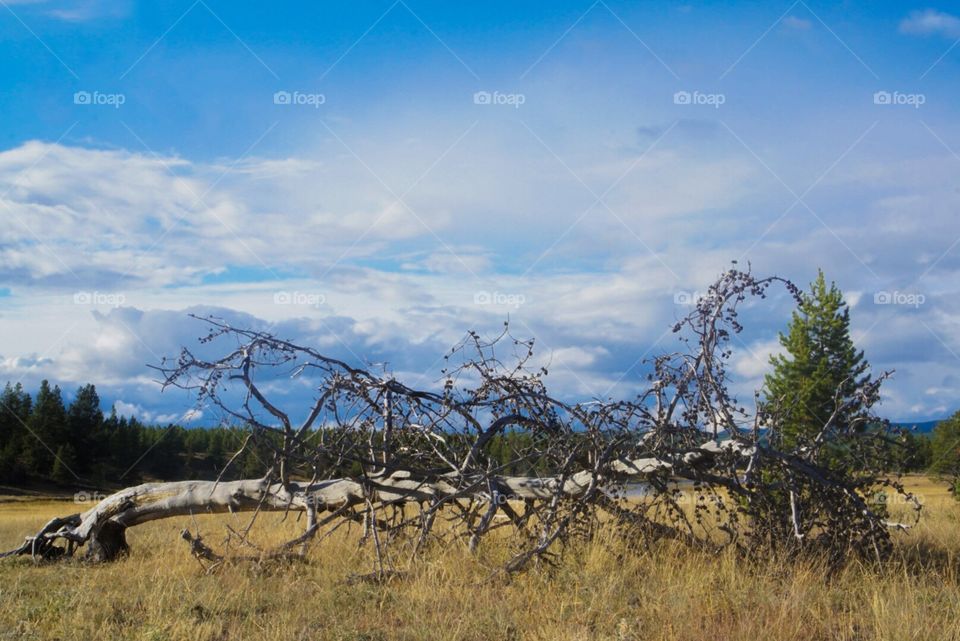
[900,9,960,38]
[0,269,955,422]
[0,354,55,373]
[731,338,784,381]
[0,133,769,293]
[0,142,454,291]
[2,124,960,421]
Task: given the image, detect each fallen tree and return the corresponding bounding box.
[2,266,919,573]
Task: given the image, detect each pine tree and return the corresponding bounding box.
[930,411,960,480]
[51,443,78,484]
[0,382,32,482]
[764,270,871,450]
[25,380,69,477]
[67,384,104,474]
[0,383,15,455]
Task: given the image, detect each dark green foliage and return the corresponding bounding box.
[51,444,77,483]
[0,382,32,483]
[930,412,960,497]
[898,430,933,472]
[66,384,103,475]
[0,381,276,488]
[764,270,871,455]
[25,381,68,477]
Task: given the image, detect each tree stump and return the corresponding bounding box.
[84,521,129,562]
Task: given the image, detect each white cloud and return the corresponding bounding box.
[1,0,130,22]
[112,400,190,425]
[900,9,960,38]
[782,16,812,31]
[0,142,442,290]
[412,251,493,275]
[180,408,204,423]
[731,338,784,381]
[2,126,960,421]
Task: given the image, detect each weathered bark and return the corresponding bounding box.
[3,447,718,563]
[2,268,915,572]
[85,521,129,562]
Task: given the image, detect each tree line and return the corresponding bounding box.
[0,376,946,491]
[0,269,956,489]
[0,381,269,487]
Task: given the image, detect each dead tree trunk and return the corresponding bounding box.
[2,267,918,571]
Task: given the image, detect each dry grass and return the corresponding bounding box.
[1,477,959,641]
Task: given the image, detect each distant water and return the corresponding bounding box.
[893,420,941,433]
[611,481,694,499]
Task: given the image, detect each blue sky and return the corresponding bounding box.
[1,0,959,424]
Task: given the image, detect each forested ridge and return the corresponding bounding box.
[0,376,942,491]
[0,381,266,487]
[0,380,560,488]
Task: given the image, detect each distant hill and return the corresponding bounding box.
[893,420,941,434]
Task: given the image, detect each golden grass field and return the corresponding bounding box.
[1,477,959,641]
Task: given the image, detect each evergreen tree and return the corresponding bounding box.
[764,270,871,451]
[114,415,145,480]
[0,384,15,454]
[207,429,227,469]
[930,411,960,479]
[0,382,32,482]
[899,431,933,472]
[24,380,68,477]
[67,384,104,474]
[0,380,288,486]
[51,443,78,484]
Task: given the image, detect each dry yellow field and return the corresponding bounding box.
[1,477,959,641]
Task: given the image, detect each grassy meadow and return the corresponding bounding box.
[1,476,959,641]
